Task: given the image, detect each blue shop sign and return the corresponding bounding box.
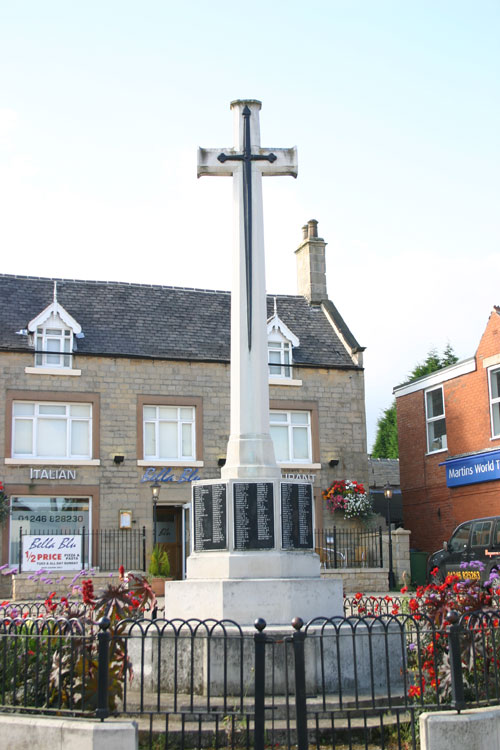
[440,450,500,488]
[140,467,201,484]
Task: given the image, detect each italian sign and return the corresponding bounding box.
[22,535,82,571]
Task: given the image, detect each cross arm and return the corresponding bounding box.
[259,147,298,178]
[197,148,235,177]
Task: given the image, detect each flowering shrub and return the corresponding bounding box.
[323,480,373,518]
[0,565,156,712]
[402,561,500,704]
[346,562,500,709]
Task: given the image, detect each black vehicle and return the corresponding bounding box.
[427,516,500,584]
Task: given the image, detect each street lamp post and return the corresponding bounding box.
[384,483,396,590]
[151,481,161,547]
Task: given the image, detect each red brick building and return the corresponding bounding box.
[394,307,500,554]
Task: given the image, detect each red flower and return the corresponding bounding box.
[82,579,95,606]
[354,592,363,601]
[409,598,419,613]
[400,586,408,594]
[119,565,125,580]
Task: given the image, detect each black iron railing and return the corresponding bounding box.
[3,609,500,749]
[314,526,383,568]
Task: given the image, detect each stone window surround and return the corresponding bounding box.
[136,395,204,467]
[1,483,100,566]
[4,390,100,465]
[270,398,321,469]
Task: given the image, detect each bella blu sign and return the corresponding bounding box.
[22,535,82,571]
[441,450,500,488]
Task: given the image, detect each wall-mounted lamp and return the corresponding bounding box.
[217,456,226,467]
[328,459,339,468]
[113,455,125,465]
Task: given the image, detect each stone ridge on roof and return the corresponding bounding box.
[0,274,360,370]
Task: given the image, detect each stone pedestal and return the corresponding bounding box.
[164,577,342,625]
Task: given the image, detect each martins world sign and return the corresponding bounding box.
[440,449,500,488]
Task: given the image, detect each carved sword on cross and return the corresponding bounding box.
[197,100,297,351]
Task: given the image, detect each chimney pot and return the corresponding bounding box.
[302,225,308,240]
[307,219,318,238]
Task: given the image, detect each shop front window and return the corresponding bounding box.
[9,496,91,567]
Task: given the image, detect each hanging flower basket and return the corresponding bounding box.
[323,480,373,519]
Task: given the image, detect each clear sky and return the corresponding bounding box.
[1,1,499,451]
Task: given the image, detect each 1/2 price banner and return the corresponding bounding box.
[22,535,82,571]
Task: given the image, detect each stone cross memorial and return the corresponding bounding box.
[165,100,342,624]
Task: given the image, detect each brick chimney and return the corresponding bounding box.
[295,219,328,304]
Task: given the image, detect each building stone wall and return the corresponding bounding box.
[1,349,369,568]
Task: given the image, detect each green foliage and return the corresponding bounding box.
[148,544,170,578]
[371,401,398,459]
[406,345,458,383]
[0,481,9,524]
[0,570,157,713]
[372,345,459,458]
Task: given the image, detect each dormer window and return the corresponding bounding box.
[268,337,292,378]
[35,323,73,368]
[25,282,83,375]
[267,300,299,381]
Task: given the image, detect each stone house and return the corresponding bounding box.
[0,221,369,579]
[394,307,500,554]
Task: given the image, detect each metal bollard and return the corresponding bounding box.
[96,616,111,720]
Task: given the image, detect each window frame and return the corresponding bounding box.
[269,400,320,467]
[268,339,293,379]
[425,385,447,454]
[5,391,100,465]
[488,365,500,439]
[143,404,196,462]
[12,401,92,460]
[137,395,203,467]
[35,324,73,369]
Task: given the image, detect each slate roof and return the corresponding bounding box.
[0,274,361,370]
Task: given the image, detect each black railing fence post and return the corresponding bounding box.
[379,526,383,568]
[291,617,308,750]
[96,616,111,721]
[333,526,338,569]
[254,618,267,750]
[81,526,86,570]
[142,526,146,572]
[18,526,23,572]
[447,610,466,711]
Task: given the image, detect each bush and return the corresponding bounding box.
[0,565,156,712]
[148,544,170,578]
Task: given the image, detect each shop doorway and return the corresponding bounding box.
[156,506,183,580]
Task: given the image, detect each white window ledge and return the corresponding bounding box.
[137,460,204,467]
[5,458,100,466]
[269,377,303,387]
[425,449,448,457]
[25,367,81,376]
[277,462,322,470]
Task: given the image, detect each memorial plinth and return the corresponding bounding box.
[164,99,342,625]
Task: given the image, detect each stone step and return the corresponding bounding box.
[122,689,407,719]
[128,709,412,746]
